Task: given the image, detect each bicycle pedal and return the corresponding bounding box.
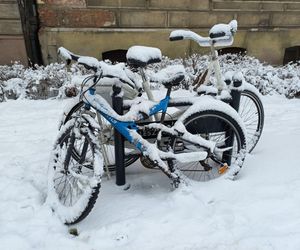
[218,163,229,175]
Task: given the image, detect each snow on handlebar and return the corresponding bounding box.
[169,30,211,47]
[209,20,237,38]
[169,20,238,48]
[58,47,99,71]
[57,47,140,90]
[77,57,100,72]
[57,47,72,61]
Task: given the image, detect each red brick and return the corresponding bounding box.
[38,8,59,27]
[44,0,86,7]
[38,8,116,27]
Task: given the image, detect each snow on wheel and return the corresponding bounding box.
[47,120,103,225]
[170,97,247,182]
[61,101,139,171]
[240,83,265,153]
[172,110,246,181]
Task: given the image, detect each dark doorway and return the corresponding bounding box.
[218,47,247,56]
[102,49,128,64]
[283,46,300,65]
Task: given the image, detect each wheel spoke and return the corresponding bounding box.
[48,120,102,224]
[171,111,245,182]
[239,90,264,153]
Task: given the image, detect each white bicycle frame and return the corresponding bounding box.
[139,41,228,121]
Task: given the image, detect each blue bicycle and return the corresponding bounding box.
[47,47,247,225]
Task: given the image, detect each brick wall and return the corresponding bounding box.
[37,0,300,65]
[38,0,300,29]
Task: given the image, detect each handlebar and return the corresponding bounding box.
[57,47,142,92]
[58,47,99,72]
[169,20,237,48]
[169,30,211,47]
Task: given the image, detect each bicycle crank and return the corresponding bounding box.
[140,155,158,169]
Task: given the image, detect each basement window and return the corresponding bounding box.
[102,49,128,64]
[217,47,247,56]
[283,46,300,65]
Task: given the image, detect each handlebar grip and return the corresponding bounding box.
[58,47,79,64]
[169,36,184,41]
[209,31,226,39]
[78,62,97,72]
[70,54,79,62]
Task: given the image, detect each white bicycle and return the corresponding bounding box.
[169,20,264,153]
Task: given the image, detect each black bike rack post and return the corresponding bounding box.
[230,78,242,113]
[112,85,126,186]
[223,77,242,165]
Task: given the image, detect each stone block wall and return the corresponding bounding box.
[37,0,300,65]
[0,0,27,65]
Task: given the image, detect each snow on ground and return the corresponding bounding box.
[0,94,300,250]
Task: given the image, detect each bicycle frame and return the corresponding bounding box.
[79,86,216,183]
[139,44,226,113]
[83,88,170,153]
[206,45,225,92]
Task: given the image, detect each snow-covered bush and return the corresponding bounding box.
[1,54,300,101]
[0,62,74,100]
[148,54,300,98]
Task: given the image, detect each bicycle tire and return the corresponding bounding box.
[240,87,264,153]
[48,121,102,225]
[63,101,139,171]
[170,109,247,181]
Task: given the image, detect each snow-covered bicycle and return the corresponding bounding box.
[57,21,263,183]
[48,46,247,224]
[169,20,264,153]
[60,21,263,162]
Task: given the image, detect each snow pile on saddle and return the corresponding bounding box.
[150,65,185,84]
[127,46,162,65]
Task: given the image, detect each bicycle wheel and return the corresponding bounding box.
[0,85,5,102]
[170,110,246,182]
[63,101,139,171]
[240,87,264,153]
[47,121,102,225]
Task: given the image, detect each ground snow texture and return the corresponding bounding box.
[0,94,300,250]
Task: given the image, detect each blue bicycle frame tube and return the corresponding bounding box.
[149,95,170,116]
[85,89,170,152]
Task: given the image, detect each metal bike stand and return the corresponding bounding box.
[230,79,242,113]
[112,85,126,186]
[223,78,242,165]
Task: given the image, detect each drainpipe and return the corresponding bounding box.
[17,0,43,66]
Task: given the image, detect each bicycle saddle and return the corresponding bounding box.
[126,46,162,68]
[150,65,185,88]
